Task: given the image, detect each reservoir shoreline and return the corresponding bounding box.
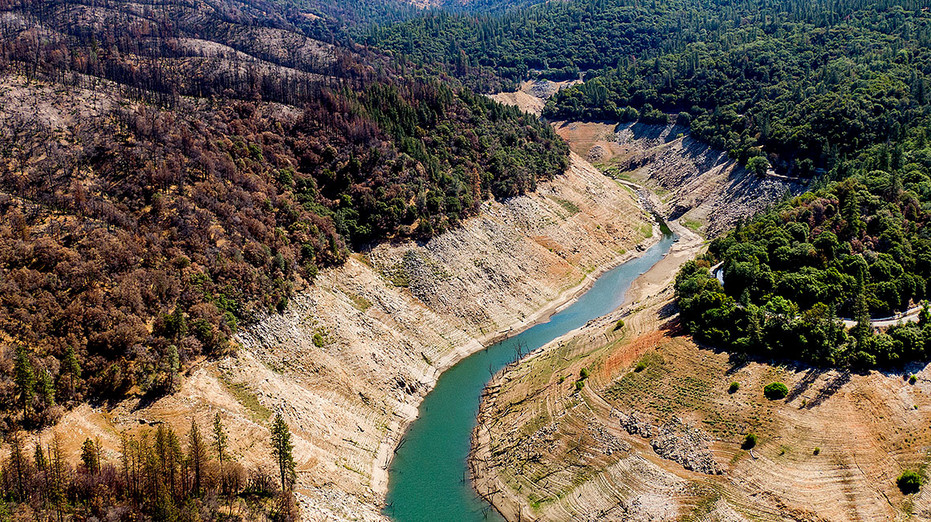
[384,224,677,521]
[372,223,661,499]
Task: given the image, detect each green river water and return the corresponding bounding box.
[384,231,676,521]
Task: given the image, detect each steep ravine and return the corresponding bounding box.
[469,126,931,521]
[554,120,807,236]
[44,154,654,520]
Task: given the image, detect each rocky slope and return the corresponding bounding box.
[43,154,653,520]
[555,120,806,236]
[472,278,931,521]
[490,82,803,240]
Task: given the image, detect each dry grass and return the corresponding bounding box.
[474,290,931,521]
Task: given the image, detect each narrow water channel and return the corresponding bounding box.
[384,231,677,522]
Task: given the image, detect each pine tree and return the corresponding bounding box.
[7,433,28,502]
[853,288,871,348]
[34,439,49,509]
[38,368,55,409]
[62,346,81,400]
[49,433,66,522]
[213,413,227,465]
[81,438,99,474]
[13,346,35,419]
[166,428,183,500]
[34,441,46,473]
[271,414,296,491]
[120,432,134,502]
[188,419,207,496]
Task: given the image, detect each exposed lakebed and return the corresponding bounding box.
[385,231,677,521]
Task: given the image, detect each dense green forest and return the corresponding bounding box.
[675,139,931,369]
[368,0,931,172]
[0,0,567,430]
[367,1,928,85]
[545,5,931,175]
[365,0,931,367]
[676,172,931,368]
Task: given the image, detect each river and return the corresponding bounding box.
[384,231,676,522]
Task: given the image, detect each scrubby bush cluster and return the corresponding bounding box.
[763,383,789,400]
[898,470,922,494]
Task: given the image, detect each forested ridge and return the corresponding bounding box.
[0,0,567,436]
[369,0,931,175]
[365,0,931,368]
[676,172,931,369]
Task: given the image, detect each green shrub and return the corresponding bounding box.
[763,382,789,400]
[634,362,646,372]
[898,470,922,494]
[574,380,585,392]
[742,433,757,449]
[579,368,590,380]
[909,374,917,385]
[813,447,821,455]
[613,319,625,331]
[728,382,740,394]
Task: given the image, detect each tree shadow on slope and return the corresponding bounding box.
[804,371,851,410]
[785,368,820,403]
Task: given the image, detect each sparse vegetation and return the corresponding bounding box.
[763,382,789,400]
[681,219,703,232]
[553,197,581,216]
[574,368,590,392]
[348,293,374,312]
[217,374,273,423]
[0,422,298,520]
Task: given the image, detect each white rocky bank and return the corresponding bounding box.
[58,154,653,522]
[232,154,654,520]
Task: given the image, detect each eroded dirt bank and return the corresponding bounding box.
[44,154,654,520]
[472,274,931,521]
[555,120,806,236]
[471,130,931,521]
